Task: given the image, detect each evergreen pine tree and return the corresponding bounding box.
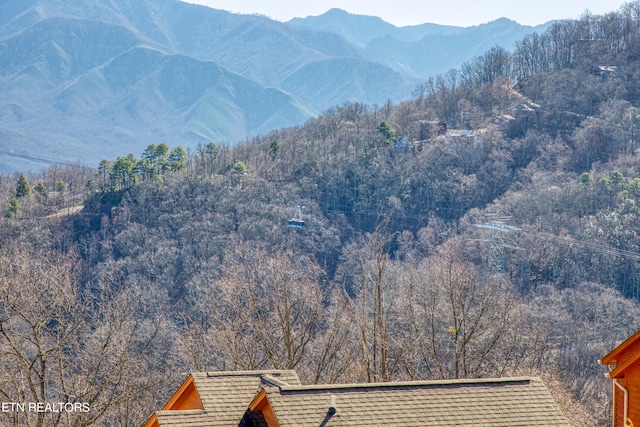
[15,174,32,198]
[34,181,48,198]
[5,198,19,219]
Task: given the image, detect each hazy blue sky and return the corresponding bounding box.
[182,0,628,27]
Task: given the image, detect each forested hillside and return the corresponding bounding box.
[2,3,640,426]
[0,0,547,173]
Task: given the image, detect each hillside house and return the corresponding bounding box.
[601,330,640,427]
[493,114,516,131]
[444,129,486,148]
[145,370,570,427]
[598,65,618,79]
[394,137,414,152]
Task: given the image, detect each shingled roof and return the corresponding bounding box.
[252,375,570,427]
[146,370,570,427]
[145,370,300,427]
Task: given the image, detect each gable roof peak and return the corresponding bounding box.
[601,329,640,366]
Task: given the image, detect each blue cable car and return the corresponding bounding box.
[288,205,305,228]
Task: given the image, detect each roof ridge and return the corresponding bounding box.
[154,409,206,415]
[204,369,297,378]
[273,376,536,393]
[261,374,291,389]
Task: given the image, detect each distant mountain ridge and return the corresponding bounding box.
[288,8,466,48]
[0,0,548,173]
[289,9,552,78]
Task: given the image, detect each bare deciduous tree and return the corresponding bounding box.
[0,245,177,427]
[350,220,401,383]
[408,241,533,379]
[190,241,353,383]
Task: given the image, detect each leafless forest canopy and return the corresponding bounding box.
[2,3,640,426]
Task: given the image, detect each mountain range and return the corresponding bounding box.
[0,0,551,173]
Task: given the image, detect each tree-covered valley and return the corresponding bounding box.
[2,3,640,426]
